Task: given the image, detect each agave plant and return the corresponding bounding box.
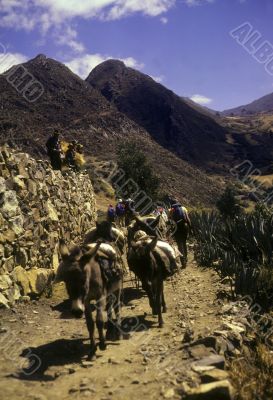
[191,207,273,303]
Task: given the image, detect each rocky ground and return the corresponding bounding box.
[0,254,248,400]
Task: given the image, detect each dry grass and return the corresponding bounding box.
[256,114,273,132]
[252,174,273,189]
[230,343,273,400]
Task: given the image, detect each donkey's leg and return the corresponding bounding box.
[113,287,122,340]
[84,302,96,360]
[162,282,167,313]
[156,279,164,328]
[142,280,156,314]
[96,298,106,351]
[106,293,115,340]
[182,237,188,262]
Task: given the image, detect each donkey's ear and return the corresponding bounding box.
[70,246,82,261]
[80,242,101,265]
[59,239,70,259]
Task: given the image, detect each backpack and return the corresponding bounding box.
[172,204,186,222]
[108,206,116,219]
[116,203,125,216]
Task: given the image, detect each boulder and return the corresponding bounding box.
[7,284,21,304]
[46,199,59,222]
[0,292,9,308]
[192,355,225,372]
[9,215,24,236]
[191,336,218,350]
[0,176,6,193]
[12,176,26,190]
[2,256,15,272]
[2,229,16,243]
[222,321,246,335]
[0,190,19,218]
[189,344,216,359]
[0,274,12,291]
[184,380,234,400]
[27,179,37,195]
[201,369,229,383]
[27,268,53,296]
[52,244,60,272]
[0,244,4,258]
[15,247,28,267]
[12,266,30,295]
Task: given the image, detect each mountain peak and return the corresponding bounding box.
[86,59,228,169]
[34,54,47,61]
[86,59,126,82]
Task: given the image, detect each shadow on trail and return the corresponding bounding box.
[13,338,88,381]
[14,314,154,381]
[13,284,155,381]
[121,314,153,333]
[121,287,146,306]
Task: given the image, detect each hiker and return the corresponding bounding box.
[124,198,136,226]
[107,204,116,223]
[115,199,126,227]
[65,141,77,170]
[46,131,62,170]
[154,205,168,223]
[170,201,191,267]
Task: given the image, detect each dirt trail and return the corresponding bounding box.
[0,255,227,400]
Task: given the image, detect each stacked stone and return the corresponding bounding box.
[0,146,96,307]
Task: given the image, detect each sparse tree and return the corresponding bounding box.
[116,141,160,201]
[216,185,243,219]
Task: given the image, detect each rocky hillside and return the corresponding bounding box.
[0,54,147,157]
[0,55,227,206]
[0,146,96,308]
[86,60,230,170]
[223,91,273,116]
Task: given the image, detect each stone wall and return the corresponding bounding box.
[0,146,96,307]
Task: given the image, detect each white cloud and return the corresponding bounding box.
[0,52,27,73]
[0,1,176,27]
[190,94,212,105]
[0,0,216,52]
[65,53,144,78]
[0,0,176,52]
[183,0,214,5]
[54,26,85,53]
[104,0,176,20]
[160,17,168,24]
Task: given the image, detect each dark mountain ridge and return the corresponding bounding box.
[223,91,273,116]
[86,60,231,170]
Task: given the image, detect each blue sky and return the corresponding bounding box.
[0,0,273,110]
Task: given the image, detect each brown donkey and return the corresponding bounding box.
[55,240,123,359]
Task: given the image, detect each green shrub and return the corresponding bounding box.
[216,185,243,218]
[116,141,160,201]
